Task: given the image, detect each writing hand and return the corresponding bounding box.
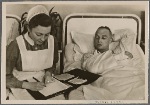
[22,82,45,91]
[44,75,54,85]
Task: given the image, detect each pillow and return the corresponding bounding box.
[71,31,119,53]
[71,31,95,53]
[109,41,119,51]
[64,43,76,62]
[113,28,136,54]
[113,28,135,44]
[71,29,135,54]
[6,18,20,45]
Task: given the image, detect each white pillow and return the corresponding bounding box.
[71,29,135,53]
[71,31,95,53]
[6,18,20,45]
[113,28,135,44]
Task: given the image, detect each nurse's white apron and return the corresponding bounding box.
[8,35,54,100]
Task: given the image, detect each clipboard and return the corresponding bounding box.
[26,69,101,100]
[56,69,101,87]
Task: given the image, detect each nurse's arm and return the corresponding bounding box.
[6,40,23,88]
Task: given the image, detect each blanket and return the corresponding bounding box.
[82,50,145,100]
[64,29,145,100]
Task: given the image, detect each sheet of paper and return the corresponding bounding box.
[54,73,74,80]
[68,77,87,84]
[39,79,70,96]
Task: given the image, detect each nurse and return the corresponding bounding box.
[6,5,58,91]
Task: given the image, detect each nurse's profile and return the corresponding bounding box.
[6,5,58,92]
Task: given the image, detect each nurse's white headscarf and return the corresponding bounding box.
[26,5,49,23]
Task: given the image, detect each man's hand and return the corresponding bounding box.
[112,45,122,54]
[125,51,133,59]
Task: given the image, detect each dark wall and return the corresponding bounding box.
[140,11,145,53]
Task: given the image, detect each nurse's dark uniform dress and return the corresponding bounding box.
[6,33,58,99]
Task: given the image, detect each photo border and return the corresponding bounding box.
[1,0,149,104]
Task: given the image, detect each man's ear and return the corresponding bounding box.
[109,38,113,43]
[111,34,115,42]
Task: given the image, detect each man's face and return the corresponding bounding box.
[94,28,112,52]
[29,25,51,45]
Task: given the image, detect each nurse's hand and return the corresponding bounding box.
[22,82,45,91]
[44,75,54,85]
[44,71,55,85]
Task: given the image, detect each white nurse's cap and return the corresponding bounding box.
[26,5,49,22]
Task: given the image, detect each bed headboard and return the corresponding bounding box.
[6,14,21,45]
[63,13,141,48]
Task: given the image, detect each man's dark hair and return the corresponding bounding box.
[95,26,112,36]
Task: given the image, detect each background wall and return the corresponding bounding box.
[6,4,145,20]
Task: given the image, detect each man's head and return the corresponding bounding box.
[94,26,112,53]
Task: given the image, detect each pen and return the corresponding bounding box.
[33,77,40,82]
[33,77,46,87]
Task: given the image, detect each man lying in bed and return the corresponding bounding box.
[82,26,133,65]
[67,26,145,100]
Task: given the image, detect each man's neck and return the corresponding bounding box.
[97,48,109,53]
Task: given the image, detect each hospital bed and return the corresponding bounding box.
[6,14,21,46]
[63,13,145,72]
[62,13,145,100]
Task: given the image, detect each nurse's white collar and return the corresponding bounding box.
[24,33,34,46]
